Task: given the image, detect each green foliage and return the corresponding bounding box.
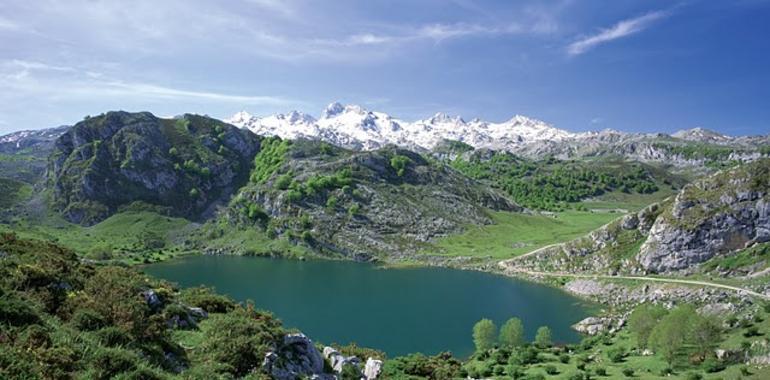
[534,326,552,348]
[251,137,290,184]
[178,286,235,313]
[275,173,292,190]
[451,153,665,210]
[499,317,525,348]
[390,154,411,176]
[628,303,668,348]
[383,352,463,379]
[648,304,721,366]
[472,318,497,352]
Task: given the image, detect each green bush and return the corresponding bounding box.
[0,293,41,326]
[96,326,132,347]
[622,368,634,377]
[390,154,411,176]
[544,364,558,375]
[595,367,607,376]
[178,286,235,313]
[559,353,570,363]
[607,346,626,363]
[91,348,139,379]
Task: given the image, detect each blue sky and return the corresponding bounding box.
[0,0,768,135]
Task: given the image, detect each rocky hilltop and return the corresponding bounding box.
[504,159,770,276]
[219,138,520,259]
[47,111,259,225]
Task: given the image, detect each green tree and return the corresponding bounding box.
[472,318,497,352]
[650,305,694,365]
[499,317,525,348]
[534,326,552,348]
[690,313,722,359]
[628,303,668,349]
[390,154,411,177]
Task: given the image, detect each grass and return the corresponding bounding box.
[197,227,312,258]
[0,210,196,264]
[428,210,619,259]
[578,188,676,212]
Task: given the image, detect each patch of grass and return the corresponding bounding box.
[428,210,619,259]
[579,188,676,212]
[0,211,194,264]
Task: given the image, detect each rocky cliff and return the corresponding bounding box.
[47,111,259,225]
[637,159,769,273]
[503,159,770,275]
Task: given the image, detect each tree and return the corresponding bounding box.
[689,314,722,359]
[534,326,552,348]
[650,305,694,365]
[472,319,497,352]
[628,303,668,349]
[499,317,525,348]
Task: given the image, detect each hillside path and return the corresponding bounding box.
[498,264,770,300]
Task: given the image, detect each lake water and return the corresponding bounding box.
[144,255,592,358]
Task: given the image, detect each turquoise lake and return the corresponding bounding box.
[143,255,592,358]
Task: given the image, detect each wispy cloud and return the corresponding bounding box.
[0,59,296,106]
[566,10,670,56]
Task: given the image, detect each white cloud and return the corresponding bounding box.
[567,11,670,56]
[0,60,296,106]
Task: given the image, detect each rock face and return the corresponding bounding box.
[502,159,770,276]
[263,333,333,380]
[637,160,770,273]
[224,140,520,259]
[572,316,623,335]
[47,111,259,225]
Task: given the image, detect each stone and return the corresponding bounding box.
[364,357,383,380]
[263,334,331,380]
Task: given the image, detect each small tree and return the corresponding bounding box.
[628,303,668,349]
[650,305,694,365]
[499,317,525,348]
[472,319,497,353]
[534,326,552,348]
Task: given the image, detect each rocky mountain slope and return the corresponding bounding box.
[47,111,260,225]
[503,159,770,276]
[228,102,770,169]
[217,138,520,259]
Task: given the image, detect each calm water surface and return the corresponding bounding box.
[144,255,592,357]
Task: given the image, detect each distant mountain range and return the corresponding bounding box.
[226,102,769,167]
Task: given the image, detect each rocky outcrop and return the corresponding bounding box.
[263,333,333,380]
[47,111,259,225]
[637,160,770,273]
[572,316,624,335]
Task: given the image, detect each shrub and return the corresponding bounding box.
[96,327,132,347]
[179,286,235,313]
[559,354,570,363]
[390,154,411,176]
[567,373,586,380]
[0,294,41,326]
[660,367,674,376]
[685,372,703,380]
[514,346,540,365]
[595,367,607,376]
[744,326,761,337]
[91,348,138,379]
[622,368,634,377]
[544,364,558,375]
[348,203,360,216]
[703,358,725,373]
[607,346,626,363]
[275,174,292,190]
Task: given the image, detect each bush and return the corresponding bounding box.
[685,372,703,380]
[71,308,108,331]
[622,368,634,377]
[390,154,411,176]
[96,326,132,347]
[703,358,725,373]
[595,367,607,376]
[744,326,761,337]
[559,354,570,363]
[179,286,235,313]
[0,294,41,326]
[91,348,139,379]
[660,367,674,376]
[544,364,558,375]
[607,346,626,363]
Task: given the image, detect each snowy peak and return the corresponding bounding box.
[226,103,577,152]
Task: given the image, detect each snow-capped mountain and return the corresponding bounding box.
[0,125,69,154]
[226,102,570,151]
[226,102,769,167]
